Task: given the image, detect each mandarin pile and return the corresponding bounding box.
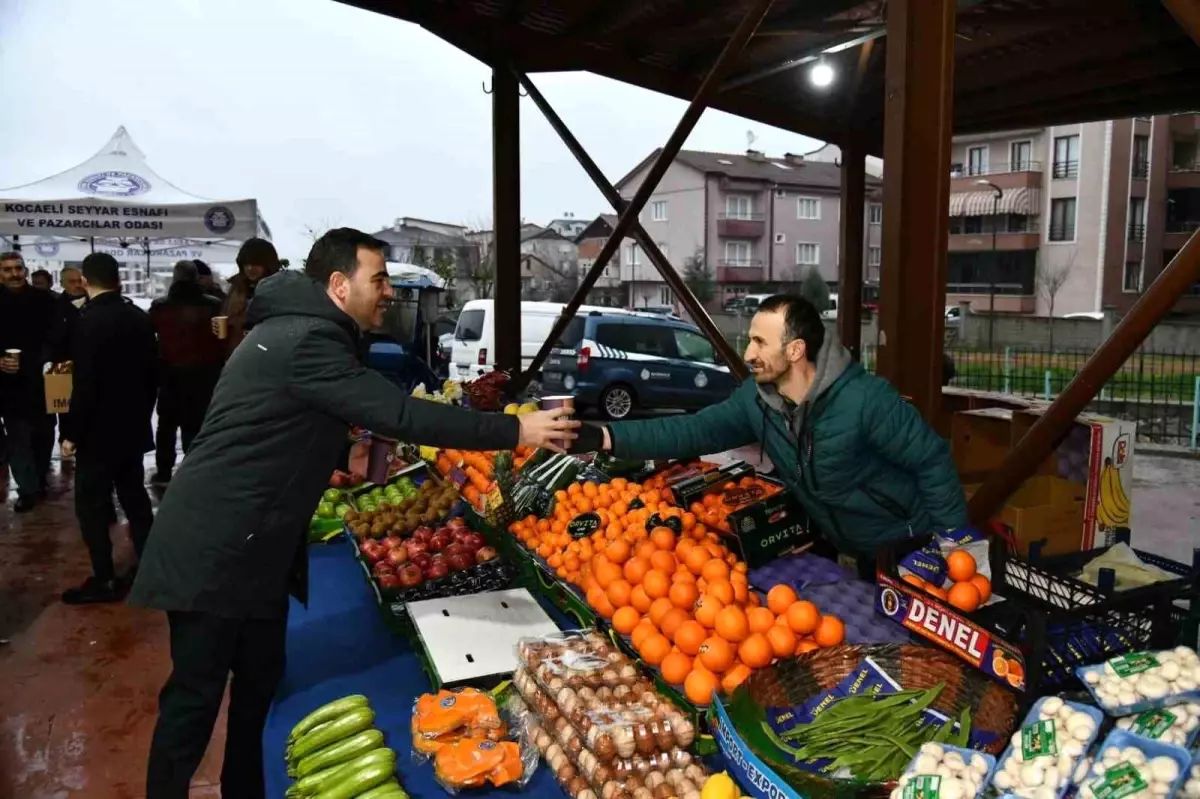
[508,479,845,706]
[900,548,991,613]
[687,476,782,534]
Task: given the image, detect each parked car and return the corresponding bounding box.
[542,311,738,420]
[820,293,839,320]
[636,304,680,318]
[431,310,460,377]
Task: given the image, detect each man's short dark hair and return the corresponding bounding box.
[304,227,389,286]
[0,251,24,267]
[193,259,211,277]
[757,294,825,363]
[173,259,198,283]
[31,268,52,282]
[236,238,280,270]
[81,252,121,291]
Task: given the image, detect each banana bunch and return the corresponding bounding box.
[1096,463,1130,528]
[410,382,457,404]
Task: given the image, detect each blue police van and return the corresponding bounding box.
[541,311,738,420]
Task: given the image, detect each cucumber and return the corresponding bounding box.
[288,695,370,743]
[290,729,384,778]
[355,782,409,799]
[312,760,396,799]
[287,707,375,764]
[287,748,395,797]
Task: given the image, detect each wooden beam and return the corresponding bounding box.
[1163,0,1200,45]
[491,67,522,374]
[876,0,956,421]
[969,230,1200,524]
[838,145,866,360]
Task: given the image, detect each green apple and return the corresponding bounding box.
[322,488,341,503]
[316,502,336,519]
[335,504,351,518]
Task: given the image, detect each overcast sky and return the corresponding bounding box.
[0,0,825,263]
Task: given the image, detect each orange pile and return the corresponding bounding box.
[688,476,781,534]
[509,482,845,707]
[435,446,535,508]
[900,548,991,613]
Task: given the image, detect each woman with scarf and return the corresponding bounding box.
[219,238,281,357]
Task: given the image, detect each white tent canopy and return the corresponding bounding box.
[0,126,261,247]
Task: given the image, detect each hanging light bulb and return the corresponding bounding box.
[809,61,835,88]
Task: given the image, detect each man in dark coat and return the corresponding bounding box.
[0,251,60,511]
[60,253,158,604]
[149,260,224,484]
[130,228,579,799]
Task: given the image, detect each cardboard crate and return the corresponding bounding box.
[1011,409,1135,551]
[951,407,1016,480]
[964,476,1086,557]
[936,388,1040,440]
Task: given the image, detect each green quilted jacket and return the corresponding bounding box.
[607,339,967,557]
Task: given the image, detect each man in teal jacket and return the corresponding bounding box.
[580,295,966,564]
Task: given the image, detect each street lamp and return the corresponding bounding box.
[976,179,1003,350]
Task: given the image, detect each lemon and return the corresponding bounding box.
[517,401,540,415]
[503,403,520,415]
[701,772,739,799]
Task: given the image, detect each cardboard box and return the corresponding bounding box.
[937,388,1041,440]
[951,407,1015,480]
[44,373,72,414]
[964,476,1086,557]
[1011,409,1135,551]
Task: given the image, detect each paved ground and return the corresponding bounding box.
[0,446,1196,798]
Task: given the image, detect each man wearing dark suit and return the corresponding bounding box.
[60,253,158,604]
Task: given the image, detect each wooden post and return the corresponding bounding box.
[838,144,866,359]
[491,66,521,374]
[876,0,956,420]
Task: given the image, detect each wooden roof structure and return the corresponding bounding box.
[336,0,1200,154]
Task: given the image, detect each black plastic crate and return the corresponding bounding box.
[876,533,1188,700]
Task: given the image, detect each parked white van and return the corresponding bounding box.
[450,300,636,379]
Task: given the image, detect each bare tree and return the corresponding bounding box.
[300,216,343,243]
[1037,248,1077,351]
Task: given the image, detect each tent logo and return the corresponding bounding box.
[78,170,151,197]
[204,206,235,234]
[34,237,60,257]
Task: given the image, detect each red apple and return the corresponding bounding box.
[397,563,424,588]
[425,558,449,580]
[410,553,432,572]
[359,541,375,557]
[475,546,499,564]
[413,526,435,542]
[378,573,401,589]
[447,517,467,531]
[349,473,364,486]
[373,561,394,577]
[403,539,428,557]
[447,552,474,572]
[460,532,485,552]
[429,533,452,553]
[387,547,409,566]
[383,536,404,549]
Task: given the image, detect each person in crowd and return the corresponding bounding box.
[60,265,86,304]
[218,238,280,356]
[0,251,60,511]
[576,294,966,576]
[59,253,157,604]
[30,268,54,292]
[131,228,579,799]
[148,260,224,485]
[193,259,225,302]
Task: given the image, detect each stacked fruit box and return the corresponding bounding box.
[512,630,707,799]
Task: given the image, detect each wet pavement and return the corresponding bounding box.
[0,444,1196,798]
[1,453,226,799]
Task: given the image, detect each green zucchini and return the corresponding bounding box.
[312,760,396,799]
[288,707,375,764]
[288,695,370,743]
[287,748,395,797]
[290,729,384,778]
[354,782,409,799]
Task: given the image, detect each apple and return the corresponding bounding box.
[475,546,499,564]
[316,502,336,519]
[425,558,449,580]
[446,517,467,531]
[410,553,432,572]
[429,533,452,553]
[364,543,385,563]
[359,541,376,557]
[413,526,435,542]
[383,536,404,549]
[460,532,485,552]
[447,552,474,572]
[403,539,428,558]
[330,472,347,488]
[350,473,364,486]
[322,488,342,503]
[373,561,394,577]
[378,573,401,589]
[387,547,409,566]
[397,563,424,588]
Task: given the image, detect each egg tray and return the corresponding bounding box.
[1083,730,1191,799]
[877,534,1180,698]
[991,698,1105,799]
[799,580,914,646]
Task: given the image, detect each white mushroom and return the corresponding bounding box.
[1041,697,1064,717]
[1136,674,1170,700]
[969,754,989,776]
[1148,756,1180,784]
[919,743,945,760]
[993,770,1014,790]
[1020,762,1046,788]
[914,754,939,774]
[1084,671,1101,685]
[939,776,965,799]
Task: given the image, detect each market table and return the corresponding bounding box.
[262,542,569,798]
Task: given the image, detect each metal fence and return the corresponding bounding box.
[859,345,1200,448]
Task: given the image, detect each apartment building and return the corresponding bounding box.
[947,113,1200,317]
[612,148,883,310]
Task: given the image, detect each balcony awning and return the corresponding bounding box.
[948,187,1036,217]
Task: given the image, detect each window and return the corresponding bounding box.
[725,194,753,219]
[1006,213,1035,233]
[1123,261,1142,293]
[626,243,641,265]
[1173,139,1198,171]
[674,329,716,364]
[454,309,485,342]
[775,189,787,198]
[963,216,984,234]
[1128,197,1146,242]
[596,323,677,357]
[1010,141,1032,171]
[659,287,673,305]
[868,203,883,225]
[773,233,786,244]
[650,200,668,221]
[868,246,881,266]
[795,242,819,265]
[656,242,669,259]
[1053,135,1080,178]
[948,217,963,235]
[950,163,964,177]
[1049,197,1077,241]
[796,197,821,220]
[724,240,751,266]
[1132,135,1150,179]
[967,146,989,176]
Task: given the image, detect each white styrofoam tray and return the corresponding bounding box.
[407,588,561,685]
